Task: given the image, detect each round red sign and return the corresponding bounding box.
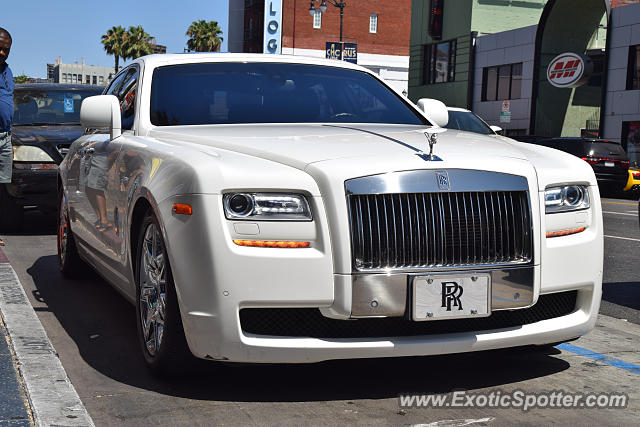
[547,53,591,88]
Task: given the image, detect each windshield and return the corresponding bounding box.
[150,63,429,126]
[13,88,102,126]
[445,110,494,135]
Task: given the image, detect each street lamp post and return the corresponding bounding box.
[309,0,347,42]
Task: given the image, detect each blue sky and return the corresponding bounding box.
[3,0,229,78]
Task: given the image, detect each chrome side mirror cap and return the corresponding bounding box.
[416,98,449,128]
[80,95,121,140]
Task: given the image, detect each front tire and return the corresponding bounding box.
[135,211,191,377]
[57,190,84,277]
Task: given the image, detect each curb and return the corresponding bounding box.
[0,250,94,427]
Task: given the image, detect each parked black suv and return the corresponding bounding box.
[0,84,103,230]
[515,137,630,193]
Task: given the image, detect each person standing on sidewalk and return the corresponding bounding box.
[0,27,14,246]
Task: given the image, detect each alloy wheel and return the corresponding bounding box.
[58,195,69,264]
[138,223,167,357]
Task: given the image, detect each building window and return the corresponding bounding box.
[423,40,456,84]
[72,74,77,83]
[627,45,640,90]
[369,14,378,33]
[482,63,522,101]
[86,75,91,84]
[62,73,67,83]
[313,10,322,29]
[99,76,104,84]
[93,75,97,85]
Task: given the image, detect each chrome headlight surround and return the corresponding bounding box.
[544,185,590,214]
[223,193,312,221]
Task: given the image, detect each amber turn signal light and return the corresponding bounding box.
[546,227,585,238]
[233,240,310,248]
[172,203,192,215]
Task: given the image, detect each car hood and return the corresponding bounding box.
[11,125,83,146]
[149,124,530,169]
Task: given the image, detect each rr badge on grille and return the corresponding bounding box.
[435,171,450,191]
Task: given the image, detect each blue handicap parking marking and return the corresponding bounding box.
[557,342,640,375]
[63,97,74,113]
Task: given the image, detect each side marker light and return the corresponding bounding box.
[172,203,193,215]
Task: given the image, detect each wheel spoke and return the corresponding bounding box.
[139,222,169,357]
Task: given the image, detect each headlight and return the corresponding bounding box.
[545,185,590,213]
[12,145,55,162]
[223,193,312,221]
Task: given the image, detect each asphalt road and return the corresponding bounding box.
[599,197,640,324]
[0,196,638,426]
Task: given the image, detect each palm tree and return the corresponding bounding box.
[123,26,154,60]
[101,26,127,74]
[186,20,224,52]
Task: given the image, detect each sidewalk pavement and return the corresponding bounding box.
[0,247,31,426]
[0,244,93,427]
[0,314,31,426]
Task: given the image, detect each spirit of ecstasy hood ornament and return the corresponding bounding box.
[416,130,443,161]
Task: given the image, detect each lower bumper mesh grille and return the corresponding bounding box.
[240,291,577,338]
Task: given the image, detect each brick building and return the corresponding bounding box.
[228,0,412,92]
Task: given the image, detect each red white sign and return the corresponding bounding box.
[547,53,591,88]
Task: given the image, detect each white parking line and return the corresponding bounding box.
[414,418,495,427]
[603,211,637,216]
[605,235,640,242]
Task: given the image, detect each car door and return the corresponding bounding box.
[74,66,139,288]
[68,71,128,249]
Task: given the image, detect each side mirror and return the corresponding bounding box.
[80,95,121,140]
[416,98,449,128]
[490,125,503,134]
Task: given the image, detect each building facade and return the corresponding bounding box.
[604,2,640,165]
[47,59,115,86]
[410,0,640,156]
[228,0,412,92]
[408,0,548,109]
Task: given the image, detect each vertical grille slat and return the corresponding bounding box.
[350,191,532,270]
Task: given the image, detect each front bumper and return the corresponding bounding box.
[6,166,58,209]
[157,190,602,364]
[187,286,599,363]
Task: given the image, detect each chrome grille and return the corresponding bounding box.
[348,191,532,270]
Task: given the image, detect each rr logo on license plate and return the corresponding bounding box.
[441,281,463,311]
[413,274,491,321]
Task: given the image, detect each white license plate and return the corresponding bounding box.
[604,161,615,167]
[413,274,491,321]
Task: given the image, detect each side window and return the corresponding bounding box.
[116,67,139,130]
[103,72,126,96]
[103,66,139,130]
